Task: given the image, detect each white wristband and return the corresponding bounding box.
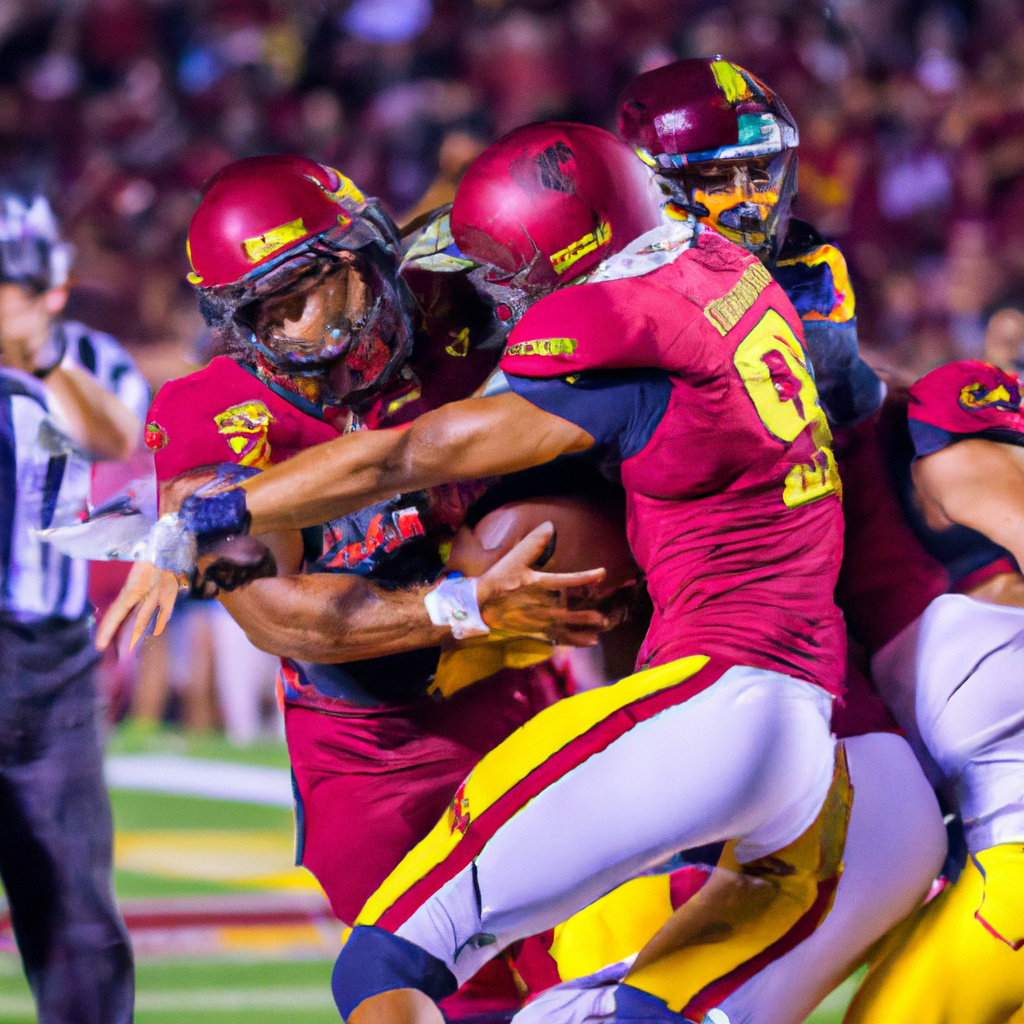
[424,573,490,640]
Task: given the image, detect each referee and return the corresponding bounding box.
[0,193,148,1023]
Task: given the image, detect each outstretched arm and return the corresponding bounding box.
[99,393,596,648]
[98,522,609,657]
[912,437,1024,567]
[45,365,143,462]
[220,522,609,661]
[239,391,594,535]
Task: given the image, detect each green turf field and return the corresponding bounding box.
[0,954,340,1023]
[106,724,292,770]
[110,787,294,898]
[806,970,863,1023]
[0,734,342,1022]
[0,953,862,1024]
[111,787,292,833]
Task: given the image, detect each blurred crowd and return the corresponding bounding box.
[2,0,1024,378]
[4,0,1024,739]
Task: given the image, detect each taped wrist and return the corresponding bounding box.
[424,572,490,639]
[130,513,197,574]
[178,463,260,543]
[179,489,251,544]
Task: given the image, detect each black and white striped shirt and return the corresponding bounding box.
[0,321,149,623]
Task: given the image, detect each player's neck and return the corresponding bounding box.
[253,352,325,409]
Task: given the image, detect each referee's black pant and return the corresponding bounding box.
[0,616,133,1024]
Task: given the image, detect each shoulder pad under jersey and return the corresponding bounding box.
[147,358,263,482]
[774,225,855,324]
[498,278,664,380]
[907,360,1024,457]
[499,232,765,380]
[146,356,338,483]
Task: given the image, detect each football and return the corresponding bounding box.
[446,496,639,599]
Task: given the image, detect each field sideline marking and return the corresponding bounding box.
[105,754,292,806]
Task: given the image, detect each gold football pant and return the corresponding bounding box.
[845,843,1024,1024]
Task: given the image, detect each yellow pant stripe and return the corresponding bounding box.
[550,875,676,982]
[356,655,710,927]
[627,744,851,1015]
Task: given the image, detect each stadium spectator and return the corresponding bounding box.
[0,0,1017,378]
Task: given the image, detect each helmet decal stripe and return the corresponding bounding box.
[709,60,752,103]
[317,169,365,206]
[243,217,310,263]
[505,338,578,357]
[186,236,204,284]
[550,220,611,276]
[452,122,662,288]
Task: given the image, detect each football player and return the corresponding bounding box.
[617,57,882,431]
[840,361,1024,1024]
[508,58,945,1024]
[169,122,854,1024]
[98,155,627,989]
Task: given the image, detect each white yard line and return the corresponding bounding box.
[0,986,335,1016]
[104,754,292,806]
[139,986,335,1011]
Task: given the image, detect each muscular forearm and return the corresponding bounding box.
[914,439,1024,567]
[238,429,406,536]
[240,392,592,535]
[46,366,142,461]
[219,573,449,662]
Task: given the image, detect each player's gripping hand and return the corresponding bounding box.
[475,522,611,646]
[96,560,180,652]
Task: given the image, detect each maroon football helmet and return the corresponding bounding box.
[617,57,799,258]
[450,122,662,305]
[186,155,414,407]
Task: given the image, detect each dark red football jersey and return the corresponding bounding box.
[833,395,949,657]
[146,344,497,712]
[146,356,342,489]
[501,230,846,695]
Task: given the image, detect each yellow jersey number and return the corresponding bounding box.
[733,309,841,508]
